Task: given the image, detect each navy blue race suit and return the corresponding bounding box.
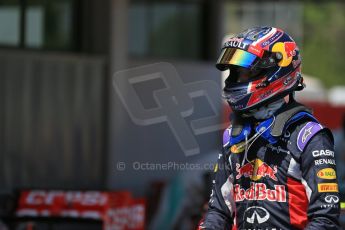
[199,103,340,230]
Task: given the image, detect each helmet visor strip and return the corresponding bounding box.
[216,48,260,70]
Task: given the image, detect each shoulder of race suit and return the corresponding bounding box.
[222,111,333,154]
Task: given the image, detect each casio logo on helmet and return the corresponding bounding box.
[312,149,335,158]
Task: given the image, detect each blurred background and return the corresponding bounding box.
[0,0,345,229]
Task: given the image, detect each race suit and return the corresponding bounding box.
[199,102,340,230]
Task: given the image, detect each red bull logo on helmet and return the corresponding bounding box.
[271,41,296,67]
[284,42,296,58]
[236,159,278,181]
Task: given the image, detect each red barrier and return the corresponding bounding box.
[16,190,146,230]
[303,102,345,130]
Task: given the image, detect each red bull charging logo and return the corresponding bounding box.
[236,159,278,181]
[271,41,297,67]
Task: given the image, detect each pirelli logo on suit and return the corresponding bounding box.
[318,183,338,193]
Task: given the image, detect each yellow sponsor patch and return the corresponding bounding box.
[341,202,345,209]
[318,183,338,193]
[214,163,218,172]
[317,168,336,179]
[231,142,245,153]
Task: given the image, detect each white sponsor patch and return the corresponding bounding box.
[314,158,336,166]
[244,206,270,224]
[325,195,339,204]
[312,149,334,158]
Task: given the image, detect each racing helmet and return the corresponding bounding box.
[216,26,304,113]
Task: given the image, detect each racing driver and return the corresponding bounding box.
[198,27,340,229]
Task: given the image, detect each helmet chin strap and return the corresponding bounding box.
[242,99,285,120]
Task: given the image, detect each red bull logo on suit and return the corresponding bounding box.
[236,159,278,181]
[234,183,286,202]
